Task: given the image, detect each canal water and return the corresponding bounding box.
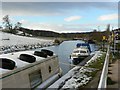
[36,40,97,75]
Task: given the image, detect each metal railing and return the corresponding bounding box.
[98,45,110,89]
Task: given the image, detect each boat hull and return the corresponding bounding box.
[71,56,88,64]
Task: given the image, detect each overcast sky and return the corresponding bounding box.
[0,1,118,33]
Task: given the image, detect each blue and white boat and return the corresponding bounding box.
[70,43,91,63]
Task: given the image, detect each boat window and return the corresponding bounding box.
[73,50,79,53]
[87,50,88,53]
[29,70,42,88]
[49,66,52,73]
[80,51,86,53]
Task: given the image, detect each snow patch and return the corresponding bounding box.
[0,32,53,54]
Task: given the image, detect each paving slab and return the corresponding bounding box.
[107,60,120,88]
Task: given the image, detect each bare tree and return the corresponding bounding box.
[14,22,22,30]
[3,15,12,30]
[106,24,110,39]
[2,15,21,34]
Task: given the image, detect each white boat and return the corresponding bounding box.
[70,47,90,63]
[0,49,62,89]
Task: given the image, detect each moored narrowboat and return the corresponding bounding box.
[0,49,62,89]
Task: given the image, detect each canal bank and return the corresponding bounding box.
[48,51,105,89]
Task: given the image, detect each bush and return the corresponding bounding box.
[54,39,61,44]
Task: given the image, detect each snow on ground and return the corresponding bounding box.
[0,32,53,54]
[48,51,104,89]
[85,51,103,66]
[0,32,52,46]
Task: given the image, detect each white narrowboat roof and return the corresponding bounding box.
[0,50,55,75]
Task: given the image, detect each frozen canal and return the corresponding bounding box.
[35,40,98,75]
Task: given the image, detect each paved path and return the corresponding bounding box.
[107,60,120,88]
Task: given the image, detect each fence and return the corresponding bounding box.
[98,45,110,89]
